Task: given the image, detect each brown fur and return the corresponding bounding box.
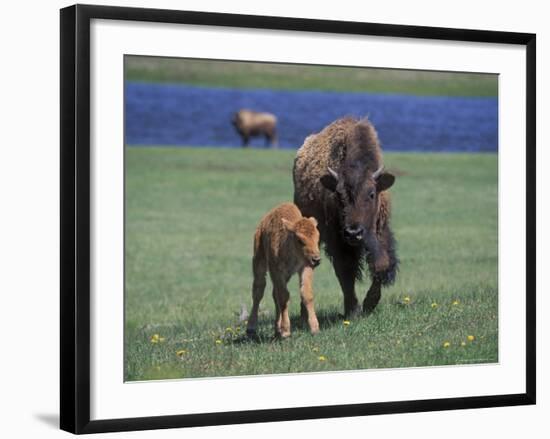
[232,109,278,148]
[293,117,398,317]
[247,203,321,338]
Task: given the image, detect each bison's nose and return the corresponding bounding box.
[344,225,365,241]
[311,256,321,267]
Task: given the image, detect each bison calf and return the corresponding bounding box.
[247,203,321,338]
[232,109,278,148]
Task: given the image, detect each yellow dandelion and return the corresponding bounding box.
[176,349,187,357]
[460,341,466,347]
[158,336,165,343]
[312,347,319,352]
[452,300,460,306]
[225,327,233,332]
[443,341,451,348]
[403,296,411,304]
[215,339,222,345]
[318,355,326,361]
[431,302,438,308]
[150,334,160,344]
[343,320,351,326]
[467,335,475,342]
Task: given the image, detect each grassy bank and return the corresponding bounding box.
[125,56,498,97]
[125,147,498,381]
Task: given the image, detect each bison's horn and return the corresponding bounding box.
[372,165,385,180]
[327,167,339,180]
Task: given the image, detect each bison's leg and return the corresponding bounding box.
[363,224,398,314]
[246,252,267,336]
[363,279,382,315]
[266,130,278,149]
[271,132,278,149]
[331,245,362,317]
[299,266,319,334]
[241,134,250,148]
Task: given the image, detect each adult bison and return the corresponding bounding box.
[232,109,278,148]
[293,117,398,317]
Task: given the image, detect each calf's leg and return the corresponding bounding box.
[246,252,267,336]
[272,278,291,338]
[299,266,319,334]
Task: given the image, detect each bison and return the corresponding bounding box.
[232,109,278,148]
[293,117,398,317]
[246,202,321,338]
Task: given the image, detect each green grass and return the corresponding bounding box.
[125,147,498,381]
[125,56,498,97]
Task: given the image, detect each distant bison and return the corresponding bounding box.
[232,109,278,148]
[247,203,321,338]
[293,117,398,317]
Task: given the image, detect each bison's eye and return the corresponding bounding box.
[368,190,375,200]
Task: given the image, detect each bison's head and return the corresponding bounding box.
[231,112,240,127]
[282,216,322,268]
[320,164,394,248]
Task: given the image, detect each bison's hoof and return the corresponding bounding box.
[246,329,260,342]
[344,305,362,319]
[362,302,379,315]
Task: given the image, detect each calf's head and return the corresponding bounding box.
[282,217,321,268]
[320,164,395,247]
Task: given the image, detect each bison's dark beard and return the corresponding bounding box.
[364,230,382,263]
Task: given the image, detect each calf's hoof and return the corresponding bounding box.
[275,330,291,339]
[308,319,320,335]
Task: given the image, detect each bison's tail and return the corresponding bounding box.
[253,228,262,256]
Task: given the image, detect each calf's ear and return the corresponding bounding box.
[295,232,307,244]
[308,217,318,227]
[281,218,295,232]
[376,172,395,192]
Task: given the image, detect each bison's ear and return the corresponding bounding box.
[281,218,295,232]
[376,172,395,192]
[320,167,339,192]
[308,217,318,227]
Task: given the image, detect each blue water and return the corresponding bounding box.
[125,82,498,152]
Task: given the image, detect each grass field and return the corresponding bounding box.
[125,147,498,381]
[125,56,498,97]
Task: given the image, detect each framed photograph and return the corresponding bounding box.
[60,4,536,434]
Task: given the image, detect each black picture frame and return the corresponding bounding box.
[60,4,536,434]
